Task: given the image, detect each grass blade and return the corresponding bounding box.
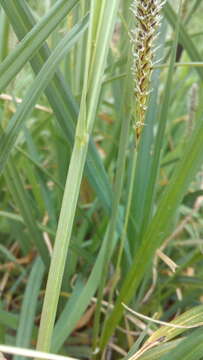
[1,0,112,213]
[14,258,44,360]
[0,0,79,92]
[4,159,50,266]
[36,0,119,353]
[0,15,89,173]
[100,104,203,349]
[160,328,203,360]
[164,3,203,80]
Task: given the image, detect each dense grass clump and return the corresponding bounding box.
[0,1,203,360]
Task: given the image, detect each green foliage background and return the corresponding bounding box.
[0,0,203,359]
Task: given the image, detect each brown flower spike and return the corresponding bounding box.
[130,0,166,140]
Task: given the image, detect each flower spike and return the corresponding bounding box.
[130,0,166,140]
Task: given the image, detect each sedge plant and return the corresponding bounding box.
[1,1,203,360]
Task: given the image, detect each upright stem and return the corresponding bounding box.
[36,0,120,352]
[0,9,9,62]
[36,134,89,352]
[92,55,133,353]
[110,147,137,296]
[98,147,137,359]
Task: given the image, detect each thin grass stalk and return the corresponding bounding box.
[184,0,202,25]
[137,19,179,240]
[110,147,137,292]
[164,2,203,81]
[98,146,138,357]
[0,346,78,360]
[36,139,89,352]
[101,107,203,352]
[99,0,183,350]
[4,159,50,266]
[92,54,133,353]
[36,0,119,352]
[74,0,87,95]
[96,3,166,355]
[0,8,9,62]
[14,257,44,360]
[129,21,167,251]
[127,3,167,251]
[16,147,64,192]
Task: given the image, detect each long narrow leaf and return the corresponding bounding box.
[0,0,79,92]
[36,0,119,352]
[0,15,89,173]
[160,328,203,360]
[14,258,44,360]
[100,103,203,350]
[4,160,49,266]
[1,0,112,213]
[164,3,203,80]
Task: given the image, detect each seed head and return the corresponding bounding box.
[187,83,199,133]
[130,0,166,140]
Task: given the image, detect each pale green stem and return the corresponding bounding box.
[154,62,203,69]
[109,147,137,299]
[36,133,89,352]
[98,147,137,359]
[0,9,9,62]
[92,54,133,353]
[36,0,120,352]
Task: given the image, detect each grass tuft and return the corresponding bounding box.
[1,1,203,360]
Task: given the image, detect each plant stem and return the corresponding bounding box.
[36,134,89,352]
[108,147,137,302]
[0,9,9,62]
[97,146,138,359]
[36,0,120,352]
[92,55,133,354]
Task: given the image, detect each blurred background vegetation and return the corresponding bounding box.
[0,0,203,359]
